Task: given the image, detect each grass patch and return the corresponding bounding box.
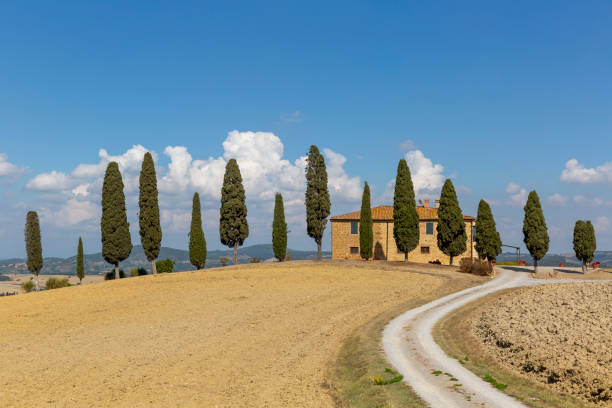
[483,374,507,390]
[330,274,488,408]
[431,370,442,376]
[433,288,591,408]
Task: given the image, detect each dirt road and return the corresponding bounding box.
[382,267,610,408]
[0,261,482,407]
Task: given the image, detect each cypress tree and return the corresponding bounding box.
[393,159,420,262]
[574,220,596,273]
[474,199,502,266]
[586,220,597,266]
[359,182,373,260]
[189,192,207,269]
[272,193,288,262]
[436,179,467,265]
[101,161,132,279]
[24,211,43,291]
[220,159,248,265]
[139,152,162,274]
[522,190,549,273]
[305,145,331,260]
[76,236,84,283]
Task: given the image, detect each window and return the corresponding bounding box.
[350,246,359,254]
[472,226,477,239]
[421,246,430,254]
[350,221,358,234]
[426,222,434,235]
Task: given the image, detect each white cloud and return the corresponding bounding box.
[39,198,99,227]
[161,209,191,232]
[547,193,568,206]
[26,170,71,191]
[400,139,415,152]
[72,184,90,197]
[323,148,362,202]
[405,150,445,194]
[505,182,528,206]
[560,159,612,184]
[0,153,26,179]
[594,216,611,234]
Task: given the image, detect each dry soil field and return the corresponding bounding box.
[0,273,104,294]
[473,282,612,406]
[0,261,484,407]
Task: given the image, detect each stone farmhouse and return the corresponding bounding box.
[330,198,476,263]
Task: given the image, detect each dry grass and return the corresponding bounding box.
[0,260,484,407]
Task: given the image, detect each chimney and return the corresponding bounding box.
[423,198,430,208]
[435,198,440,208]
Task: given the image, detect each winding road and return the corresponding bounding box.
[382,267,602,408]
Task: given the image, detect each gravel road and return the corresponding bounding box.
[382,267,608,408]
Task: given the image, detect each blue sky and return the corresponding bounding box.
[1,1,612,258]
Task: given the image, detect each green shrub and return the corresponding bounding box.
[21,280,35,293]
[495,261,518,266]
[219,257,230,267]
[155,259,174,273]
[104,270,126,280]
[45,277,71,289]
[285,252,293,261]
[249,257,261,263]
[130,267,149,277]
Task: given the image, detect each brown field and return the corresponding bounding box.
[0,261,485,407]
[473,282,612,406]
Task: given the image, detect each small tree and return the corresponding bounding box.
[393,159,420,262]
[305,145,331,260]
[574,220,596,273]
[139,152,162,274]
[522,190,549,273]
[359,182,373,260]
[474,200,502,267]
[101,162,132,279]
[76,236,85,283]
[24,211,43,291]
[272,193,288,262]
[189,192,207,269]
[220,159,248,264]
[436,179,467,265]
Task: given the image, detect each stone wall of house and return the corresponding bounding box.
[331,219,477,264]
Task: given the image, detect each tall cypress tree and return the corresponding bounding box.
[76,236,84,283]
[574,220,596,273]
[522,190,549,273]
[189,192,207,269]
[305,145,331,260]
[586,220,597,266]
[436,179,467,265]
[272,193,288,262]
[24,211,43,291]
[359,182,373,260]
[474,199,501,266]
[101,161,132,279]
[393,159,420,261]
[220,159,248,265]
[139,152,162,274]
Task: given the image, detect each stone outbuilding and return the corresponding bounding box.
[330,199,476,263]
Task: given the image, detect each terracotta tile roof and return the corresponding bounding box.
[330,205,474,221]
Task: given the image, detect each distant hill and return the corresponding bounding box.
[496,251,612,267]
[0,244,331,276]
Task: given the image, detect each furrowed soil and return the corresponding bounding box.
[473,282,612,406]
[0,261,484,407]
